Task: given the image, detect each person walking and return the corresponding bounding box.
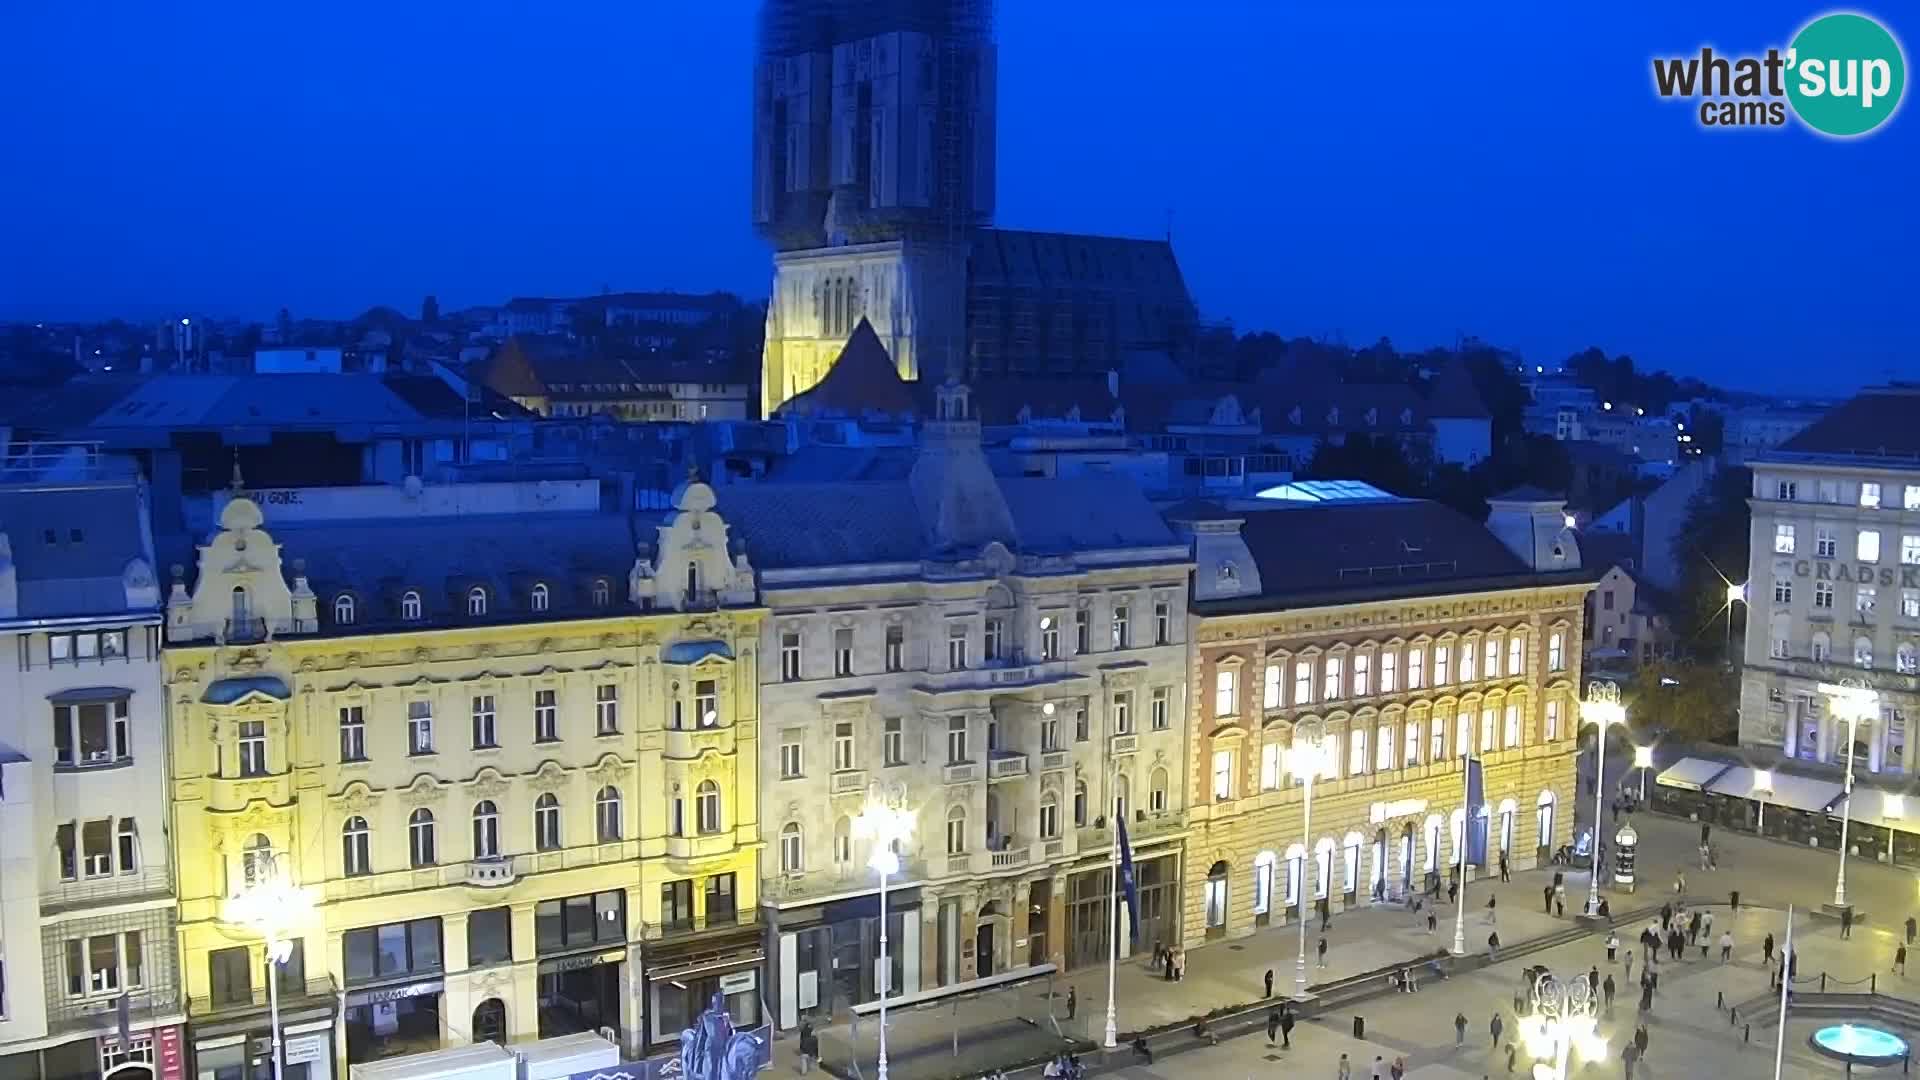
[1173,947,1185,981]
[1673,870,1686,895]
[1066,985,1077,1020]
[1688,911,1702,946]
[1603,973,1617,1013]
[1719,930,1735,962]
[1555,880,1568,915]
[1556,894,1565,918]
[1896,944,1909,976]
[1842,908,1855,940]
[1589,965,1601,994]
[1370,1055,1388,1080]
[1543,883,1555,913]
[1318,935,1329,968]
[1764,932,1776,965]
[1489,1011,1505,1049]
[1702,909,1715,937]
[1427,910,1438,935]
[1606,931,1619,962]
[1908,915,1917,946]
[1265,968,1274,998]
[1337,1053,1352,1080]
[1634,1024,1650,1063]
[1455,1012,1469,1047]
[1267,1007,1281,1046]
[1390,1057,1406,1080]
[1485,894,1498,926]
[1624,948,1636,983]
[1280,1004,1296,1048]
[1488,930,1502,961]
[797,1019,818,1075]
[1448,879,1459,906]
[1500,852,1511,882]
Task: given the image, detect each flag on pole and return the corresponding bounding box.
[1117,816,1142,946]
[1464,754,1488,866]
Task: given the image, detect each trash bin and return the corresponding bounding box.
[1353,1016,1365,1039]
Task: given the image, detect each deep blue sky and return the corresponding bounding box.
[4,1,1913,393]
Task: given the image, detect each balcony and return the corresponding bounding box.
[467,855,517,887]
[1110,734,1139,756]
[989,846,1030,870]
[943,761,978,785]
[914,659,1083,698]
[987,751,1029,780]
[642,907,760,941]
[830,770,869,795]
[42,866,173,914]
[664,724,733,761]
[48,986,183,1037]
[1040,751,1070,772]
[224,617,269,643]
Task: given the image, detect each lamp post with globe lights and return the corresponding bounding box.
[223,852,313,1080]
[1291,718,1327,994]
[854,781,913,1080]
[1578,681,1625,915]
[1817,679,1879,910]
[1518,971,1608,1080]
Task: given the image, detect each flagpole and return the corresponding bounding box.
[1103,792,1119,1049]
[1452,751,1468,956]
[1773,906,1794,1080]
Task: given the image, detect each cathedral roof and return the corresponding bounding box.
[778,319,916,420]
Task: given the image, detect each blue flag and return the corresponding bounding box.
[1117,816,1142,946]
[1464,756,1487,867]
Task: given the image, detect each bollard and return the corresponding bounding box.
[1745,1024,1752,1043]
[1717,991,1724,1010]
[1823,973,1829,991]
[1353,1016,1365,1039]
[1730,1007,1738,1027]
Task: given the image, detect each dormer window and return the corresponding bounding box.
[401,591,423,621]
[1217,563,1239,583]
[530,583,550,613]
[591,579,611,608]
[467,586,488,616]
[334,594,356,625]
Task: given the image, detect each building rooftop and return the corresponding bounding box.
[1771,386,1920,463]
[778,320,916,419]
[0,483,158,620]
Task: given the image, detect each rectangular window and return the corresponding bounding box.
[660,880,694,931]
[1405,720,1422,766]
[1075,608,1091,654]
[1377,727,1395,770]
[1408,647,1426,689]
[1259,742,1281,791]
[1860,530,1882,562]
[780,742,803,779]
[1038,617,1059,661]
[1816,581,1836,609]
[1431,716,1447,761]
[533,690,557,742]
[1820,480,1840,503]
[1460,643,1476,682]
[1154,600,1172,645]
[1041,710,1060,752]
[1213,667,1237,717]
[1548,633,1565,671]
[1904,590,1920,620]
[781,632,802,681]
[1507,636,1524,674]
[1294,659,1313,704]
[1818,527,1838,558]
[1773,578,1794,604]
[1347,727,1366,775]
[1151,687,1170,730]
[1324,655,1344,700]
[1858,585,1878,619]
[467,907,513,968]
[1908,485,1920,511]
[1903,535,1920,566]
[595,685,619,734]
[884,717,905,766]
[1075,708,1090,742]
[833,722,855,772]
[408,700,435,754]
[238,720,268,776]
[1503,704,1521,748]
[1264,663,1282,708]
[885,624,905,670]
[694,680,718,727]
[947,715,969,763]
[1484,639,1500,679]
[1353,653,1371,697]
[1112,692,1133,735]
[471,695,497,748]
[1544,700,1561,741]
[983,618,1003,663]
[834,627,854,675]
[1862,482,1883,508]
[339,706,366,762]
[947,624,969,669]
[1775,524,1797,554]
[209,946,252,1006]
[1111,605,1130,649]
[1381,651,1397,693]
[1212,750,1234,801]
[82,819,111,878]
[1777,480,1797,500]
[1434,646,1450,685]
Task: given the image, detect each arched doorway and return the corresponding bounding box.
[104,1066,154,1080]
[1253,851,1277,927]
[977,900,1003,978]
[1312,839,1334,903]
[1204,860,1230,938]
[1536,790,1558,862]
[1498,798,1518,864]
[1371,828,1388,901]
[1341,832,1364,904]
[1284,843,1307,920]
[1397,825,1414,900]
[474,998,507,1044]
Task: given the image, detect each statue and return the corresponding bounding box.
[676,993,765,1080]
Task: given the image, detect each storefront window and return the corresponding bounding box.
[536,891,626,954]
[343,919,443,984]
[468,907,513,968]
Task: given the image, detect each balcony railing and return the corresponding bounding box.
[42,866,174,913]
[989,847,1030,869]
[1110,734,1139,755]
[916,659,1081,696]
[1040,750,1069,771]
[467,856,516,886]
[987,752,1029,780]
[224,617,269,643]
[643,907,759,940]
[830,770,869,794]
[190,975,338,1020]
[48,987,183,1035]
[943,762,977,784]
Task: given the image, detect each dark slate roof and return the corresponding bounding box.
[383,375,533,419]
[203,676,292,704]
[778,320,915,419]
[1199,501,1565,611]
[1000,475,1179,552]
[1775,386,1920,461]
[1160,499,1239,523]
[1579,531,1639,575]
[272,512,637,633]
[1426,358,1491,419]
[1490,485,1564,502]
[938,376,1121,426]
[1117,380,1429,437]
[0,485,153,618]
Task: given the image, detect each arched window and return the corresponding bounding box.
[946,805,968,855]
[468,586,489,617]
[1149,767,1169,814]
[334,594,355,625]
[342,816,371,877]
[409,808,436,867]
[780,822,803,873]
[1812,630,1832,662]
[401,590,423,620]
[1855,635,1874,669]
[592,579,611,608]
[473,800,500,858]
[1252,850,1277,918]
[1536,790,1557,854]
[595,786,622,842]
[1900,643,1918,675]
[1204,860,1230,929]
[241,833,273,890]
[473,999,506,1045]
[230,585,251,626]
[1039,792,1059,839]
[534,793,562,850]
[833,815,853,866]
[1073,779,1088,827]
[695,781,722,833]
[530,583,549,612]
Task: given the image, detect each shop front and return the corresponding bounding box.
[768,887,919,1031]
[341,916,448,1066]
[533,890,630,1041]
[643,924,765,1052]
[189,980,338,1080]
[1064,850,1177,971]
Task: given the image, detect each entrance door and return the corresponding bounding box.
[1027,879,1051,967]
[1398,825,1414,898]
[976,922,996,978]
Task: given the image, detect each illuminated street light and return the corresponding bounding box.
[224,853,313,1080]
[1633,745,1654,802]
[1578,681,1626,916]
[1292,717,1330,991]
[1519,972,1608,1079]
[854,782,913,1080]
[1818,680,1880,909]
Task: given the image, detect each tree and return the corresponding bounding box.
[1303,434,1425,495]
[1669,466,1752,666]
[1623,660,1739,744]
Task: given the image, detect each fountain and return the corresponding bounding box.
[1809,1024,1910,1071]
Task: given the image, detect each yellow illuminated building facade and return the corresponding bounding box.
[162,485,766,1080]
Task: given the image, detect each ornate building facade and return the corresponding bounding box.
[161,480,764,1080]
[1170,491,1592,946]
[716,383,1192,1030]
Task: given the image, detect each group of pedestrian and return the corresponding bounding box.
[1540,873,1569,918]
[1264,1003,1297,1048]
[1621,1024,1651,1077]
[1153,941,1185,981]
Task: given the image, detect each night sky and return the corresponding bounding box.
[4,1,1913,393]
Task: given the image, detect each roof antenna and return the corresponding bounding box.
[229,454,245,494]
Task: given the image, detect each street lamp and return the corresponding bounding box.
[854,782,913,1080]
[1292,718,1328,995]
[1518,972,1608,1080]
[1725,582,1747,657]
[1632,745,1654,803]
[223,853,312,1080]
[1817,680,1880,910]
[1752,769,1774,834]
[1578,681,1626,915]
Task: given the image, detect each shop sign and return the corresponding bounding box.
[346,979,443,1006]
[284,1035,327,1066]
[541,948,626,975]
[717,971,757,996]
[157,1027,185,1080]
[1792,560,1920,588]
